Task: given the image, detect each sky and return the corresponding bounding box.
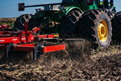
[0,0,121,18]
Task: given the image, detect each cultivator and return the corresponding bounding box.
[0,23,11,31]
[0,23,65,60]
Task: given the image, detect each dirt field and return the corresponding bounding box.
[0,18,16,28]
[0,41,121,81]
[0,18,121,80]
[0,18,16,21]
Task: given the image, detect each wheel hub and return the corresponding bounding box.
[98,20,108,42]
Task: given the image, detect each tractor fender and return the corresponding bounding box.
[65,6,81,15]
[59,6,81,16]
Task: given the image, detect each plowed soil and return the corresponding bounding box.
[0,41,121,81]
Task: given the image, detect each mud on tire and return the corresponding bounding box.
[79,9,112,48]
[99,8,115,19]
[59,10,83,38]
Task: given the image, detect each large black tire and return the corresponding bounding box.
[14,14,42,30]
[79,9,112,48]
[111,11,121,42]
[99,8,115,19]
[59,10,83,38]
[28,17,43,30]
[14,14,32,30]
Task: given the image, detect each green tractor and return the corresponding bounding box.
[14,0,120,48]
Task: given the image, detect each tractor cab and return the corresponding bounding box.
[62,0,83,3]
[95,0,114,9]
[96,0,116,12]
[62,0,94,5]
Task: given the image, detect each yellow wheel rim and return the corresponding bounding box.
[98,20,108,42]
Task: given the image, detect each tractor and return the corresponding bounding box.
[14,0,120,48]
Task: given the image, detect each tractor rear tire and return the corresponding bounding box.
[79,9,112,48]
[14,14,42,31]
[14,14,32,30]
[98,8,115,19]
[28,17,43,30]
[59,10,83,38]
[111,11,121,42]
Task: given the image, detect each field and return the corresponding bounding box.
[0,19,121,80]
[0,18,16,28]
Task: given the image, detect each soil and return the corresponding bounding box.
[0,41,121,81]
[0,18,16,21]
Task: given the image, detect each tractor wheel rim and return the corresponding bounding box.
[98,20,108,42]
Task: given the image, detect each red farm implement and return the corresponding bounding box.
[0,23,65,60]
[0,23,11,31]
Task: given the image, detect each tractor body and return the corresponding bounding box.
[18,0,115,33]
[15,0,116,48]
[33,0,115,20]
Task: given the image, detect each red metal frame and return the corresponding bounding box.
[13,44,65,53]
[14,44,35,51]
[32,27,40,34]
[0,22,65,58]
[0,34,59,44]
[43,44,65,53]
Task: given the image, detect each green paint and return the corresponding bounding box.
[31,0,115,33]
